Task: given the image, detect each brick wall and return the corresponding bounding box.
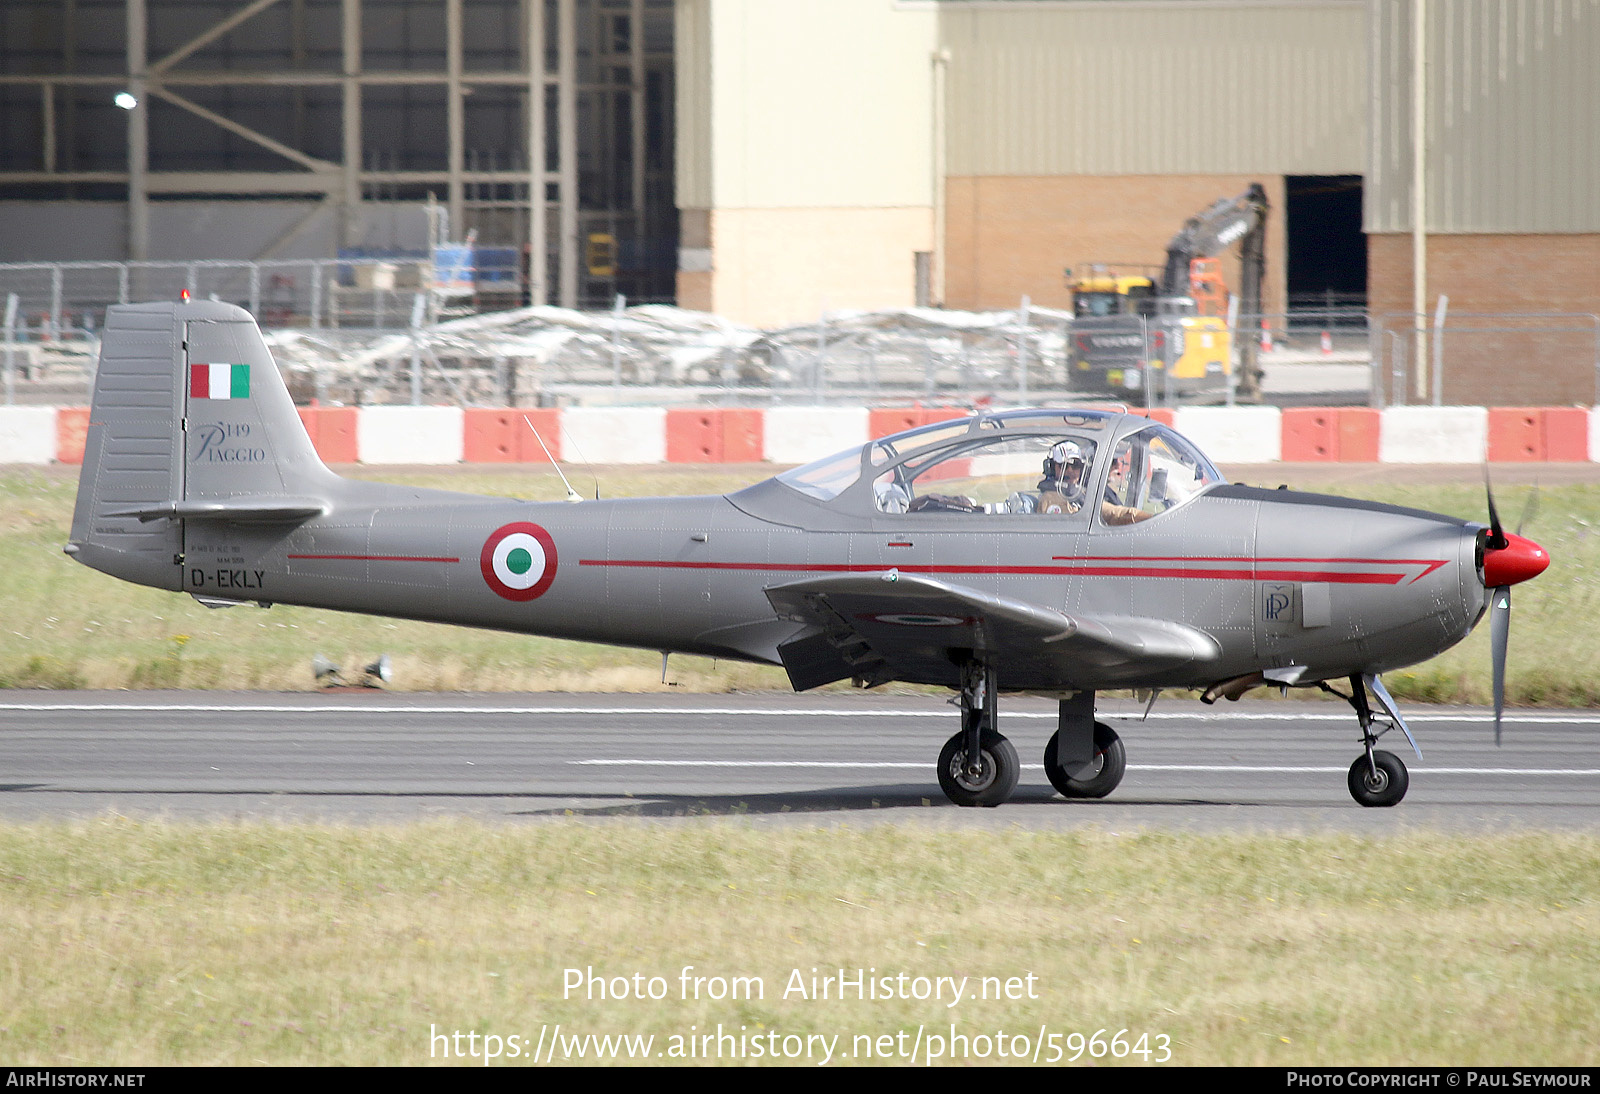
[1368,233,1600,406]
[943,175,1288,316]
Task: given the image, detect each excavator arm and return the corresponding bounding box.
[1159,183,1269,396]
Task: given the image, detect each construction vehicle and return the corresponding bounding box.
[1066,183,1268,399]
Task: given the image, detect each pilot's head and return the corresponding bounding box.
[1044,440,1086,482]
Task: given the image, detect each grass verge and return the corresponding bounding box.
[0,818,1595,1066]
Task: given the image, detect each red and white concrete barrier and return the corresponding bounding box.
[763,406,871,465]
[356,406,464,465]
[1378,406,1489,464]
[13,404,1600,466]
[1172,406,1283,464]
[0,407,59,464]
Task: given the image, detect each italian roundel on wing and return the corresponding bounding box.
[480,522,558,601]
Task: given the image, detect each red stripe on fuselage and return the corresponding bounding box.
[1054,555,1450,584]
[577,557,1444,584]
[287,554,461,563]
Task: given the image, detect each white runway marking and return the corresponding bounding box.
[570,760,1600,776]
[6,701,1600,726]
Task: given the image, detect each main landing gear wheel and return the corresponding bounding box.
[937,730,1019,808]
[1347,750,1408,807]
[1044,722,1126,799]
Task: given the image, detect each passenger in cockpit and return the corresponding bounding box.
[1106,446,1132,505]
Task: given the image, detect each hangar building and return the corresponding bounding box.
[1,0,1595,403]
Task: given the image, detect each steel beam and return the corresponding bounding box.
[447,0,465,239]
[150,0,287,76]
[632,0,645,230]
[527,0,548,305]
[127,0,149,262]
[342,0,363,247]
[151,86,338,173]
[558,0,578,308]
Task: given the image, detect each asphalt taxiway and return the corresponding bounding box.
[3,691,1598,829]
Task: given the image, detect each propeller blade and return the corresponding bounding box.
[1515,483,1540,536]
[1484,470,1507,550]
[1490,584,1510,746]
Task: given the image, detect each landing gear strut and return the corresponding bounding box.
[1323,673,1412,807]
[937,661,1019,807]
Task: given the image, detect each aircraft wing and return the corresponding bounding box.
[764,571,1220,692]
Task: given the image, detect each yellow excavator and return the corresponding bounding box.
[1067,183,1268,398]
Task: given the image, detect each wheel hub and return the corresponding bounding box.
[951,750,995,792]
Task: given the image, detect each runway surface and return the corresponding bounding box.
[3,691,1599,830]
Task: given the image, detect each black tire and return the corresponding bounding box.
[1044,721,1126,799]
[937,730,1020,808]
[1347,750,1408,807]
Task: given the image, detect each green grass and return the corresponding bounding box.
[3,465,1597,704]
[0,819,1595,1066]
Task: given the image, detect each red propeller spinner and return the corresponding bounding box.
[1481,530,1550,588]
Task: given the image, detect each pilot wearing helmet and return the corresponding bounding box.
[1037,440,1090,515]
[1037,439,1152,525]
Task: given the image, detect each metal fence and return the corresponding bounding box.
[1,257,1383,409]
[1371,311,1600,408]
[14,291,1594,411]
[2,299,1378,410]
[0,255,528,336]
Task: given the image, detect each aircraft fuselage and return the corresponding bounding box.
[164,477,1485,695]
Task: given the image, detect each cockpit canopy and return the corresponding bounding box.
[773,408,1224,525]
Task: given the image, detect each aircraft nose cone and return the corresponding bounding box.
[1482,531,1550,587]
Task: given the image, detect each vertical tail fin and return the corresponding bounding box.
[67,300,335,589]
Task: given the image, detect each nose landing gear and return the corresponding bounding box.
[1320,673,1420,807]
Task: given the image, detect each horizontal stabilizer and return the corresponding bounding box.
[108,496,327,524]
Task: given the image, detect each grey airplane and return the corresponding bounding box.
[67,301,1551,808]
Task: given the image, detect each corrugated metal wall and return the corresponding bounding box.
[1367,0,1600,233]
[677,2,1367,204]
[937,1,1365,177]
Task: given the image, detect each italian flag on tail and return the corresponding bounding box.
[190,363,250,400]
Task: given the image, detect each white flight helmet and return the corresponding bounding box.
[1044,440,1086,479]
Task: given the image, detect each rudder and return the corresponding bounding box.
[67,300,335,590]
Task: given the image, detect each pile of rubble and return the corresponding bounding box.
[260,303,1073,406]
